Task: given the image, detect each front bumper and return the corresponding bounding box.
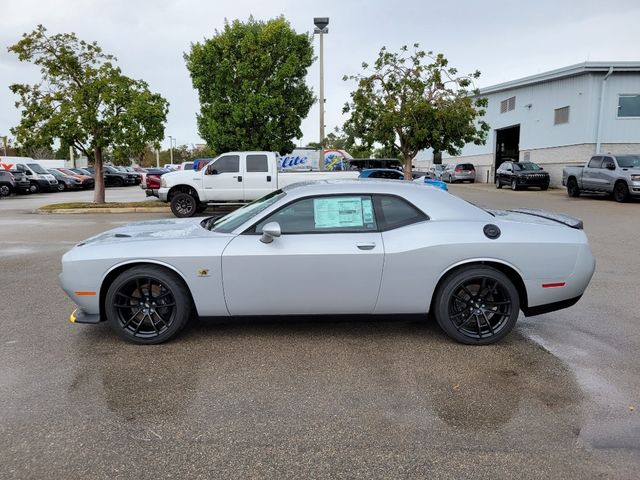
[70,308,101,324]
[35,178,58,192]
[158,188,169,202]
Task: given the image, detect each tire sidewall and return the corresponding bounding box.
[614,182,628,202]
[434,266,520,345]
[511,179,518,191]
[495,178,501,189]
[105,266,192,344]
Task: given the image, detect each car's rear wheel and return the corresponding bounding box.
[567,178,580,197]
[112,177,124,187]
[171,192,197,217]
[433,266,520,345]
[613,181,630,203]
[495,178,502,189]
[105,266,192,344]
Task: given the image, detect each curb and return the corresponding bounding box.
[37,207,171,214]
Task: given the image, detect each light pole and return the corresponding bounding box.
[314,17,329,170]
[168,135,175,165]
[0,135,7,156]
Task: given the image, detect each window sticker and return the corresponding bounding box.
[362,198,374,224]
[314,197,365,229]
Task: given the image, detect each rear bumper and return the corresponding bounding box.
[523,295,582,317]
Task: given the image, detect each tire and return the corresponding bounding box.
[57,182,65,192]
[171,192,198,218]
[567,178,580,197]
[0,185,10,197]
[112,177,124,187]
[105,265,192,344]
[613,181,630,203]
[29,182,40,194]
[433,266,520,345]
[541,184,549,191]
[495,178,502,189]
[511,179,518,191]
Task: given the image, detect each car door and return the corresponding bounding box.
[600,156,616,192]
[582,156,602,190]
[221,194,384,315]
[242,153,275,201]
[201,154,243,201]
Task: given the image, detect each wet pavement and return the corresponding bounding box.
[0,185,638,479]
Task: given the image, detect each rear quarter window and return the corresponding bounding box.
[374,195,428,231]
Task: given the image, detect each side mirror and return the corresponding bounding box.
[539,167,544,170]
[606,164,615,170]
[260,222,281,244]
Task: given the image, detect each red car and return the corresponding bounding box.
[141,168,169,197]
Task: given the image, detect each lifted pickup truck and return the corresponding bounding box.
[563,154,640,202]
[159,151,359,217]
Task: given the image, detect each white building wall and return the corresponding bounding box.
[600,73,640,143]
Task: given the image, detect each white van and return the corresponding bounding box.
[0,157,58,193]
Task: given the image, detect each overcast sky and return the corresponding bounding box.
[2,0,639,152]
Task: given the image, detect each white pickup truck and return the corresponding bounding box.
[158,151,359,217]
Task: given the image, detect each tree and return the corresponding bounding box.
[185,16,314,155]
[8,25,169,202]
[343,44,489,178]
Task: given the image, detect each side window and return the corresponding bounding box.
[602,157,615,169]
[246,154,268,173]
[587,156,603,169]
[211,155,239,173]
[374,195,428,231]
[254,195,377,234]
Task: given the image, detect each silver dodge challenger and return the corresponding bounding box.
[60,180,595,345]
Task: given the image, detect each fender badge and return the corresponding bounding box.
[197,268,210,277]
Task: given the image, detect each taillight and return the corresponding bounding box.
[454,167,462,173]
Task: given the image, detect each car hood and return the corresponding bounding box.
[76,218,228,247]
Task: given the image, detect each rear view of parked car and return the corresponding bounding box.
[442,163,476,183]
[8,170,31,194]
[496,161,550,191]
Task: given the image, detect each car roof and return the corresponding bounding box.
[280,179,490,221]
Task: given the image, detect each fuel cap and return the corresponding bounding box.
[483,224,501,239]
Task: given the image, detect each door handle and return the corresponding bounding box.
[266,175,271,182]
[232,176,243,182]
[356,243,376,250]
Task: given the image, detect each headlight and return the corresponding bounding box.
[161,177,167,188]
[631,174,640,182]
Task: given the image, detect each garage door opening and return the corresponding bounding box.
[495,125,520,175]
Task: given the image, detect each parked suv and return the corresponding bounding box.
[442,163,476,183]
[496,161,550,191]
[86,166,136,187]
[8,170,31,194]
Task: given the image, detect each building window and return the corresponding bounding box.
[554,106,570,125]
[618,95,640,118]
[500,96,516,113]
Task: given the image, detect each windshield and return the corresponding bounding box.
[206,190,286,233]
[616,155,640,168]
[27,163,49,174]
[183,163,194,170]
[514,162,542,171]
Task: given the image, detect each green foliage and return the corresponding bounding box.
[343,44,489,175]
[185,16,314,155]
[8,25,169,202]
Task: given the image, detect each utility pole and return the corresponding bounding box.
[314,17,329,170]
[168,135,174,165]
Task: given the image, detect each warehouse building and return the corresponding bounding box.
[416,62,640,186]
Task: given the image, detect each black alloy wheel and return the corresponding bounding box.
[29,183,39,193]
[112,177,124,187]
[434,266,520,345]
[567,178,580,197]
[613,181,630,203]
[105,266,192,344]
[57,182,65,192]
[0,185,10,196]
[170,192,197,218]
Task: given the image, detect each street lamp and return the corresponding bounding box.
[314,17,329,170]
[168,135,176,165]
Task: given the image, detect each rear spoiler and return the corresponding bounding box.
[507,208,584,230]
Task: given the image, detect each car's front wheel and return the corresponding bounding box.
[0,185,10,196]
[495,178,502,189]
[613,181,630,203]
[105,265,192,344]
[433,266,520,345]
[171,192,198,217]
[511,179,518,191]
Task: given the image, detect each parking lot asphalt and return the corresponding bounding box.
[0,184,638,479]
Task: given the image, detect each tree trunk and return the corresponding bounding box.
[93,146,105,203]
[403,155,413,180]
